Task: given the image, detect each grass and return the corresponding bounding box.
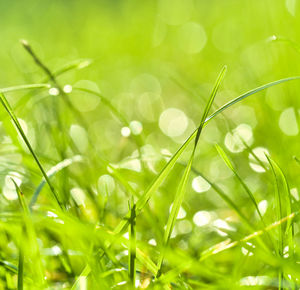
[1,1,300,289]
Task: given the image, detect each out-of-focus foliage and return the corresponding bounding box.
[0,0,300,289]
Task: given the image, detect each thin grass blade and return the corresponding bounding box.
[29,155,83,208]
[112,75,300,243]
[156,66,227,276]
[0,93,64,210]
[128,198,137,286]
[0,84,50,94]
[215,144,263,221]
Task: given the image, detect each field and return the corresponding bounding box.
[0,0,300,289]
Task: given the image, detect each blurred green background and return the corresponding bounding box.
[0,0,300,288]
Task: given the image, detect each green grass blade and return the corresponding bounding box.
[29,155,83,208]
[188,166,251,228]
[206,76,300,124]
[73,87,129,126]
[266,156,294,288]
[52,59,93,78]
[128,199,136,286]
[200,211,297,261]
[0,261,18,274]
[11,178,30,216]
[13,178,25,290]
[268,35,300,54]
[215,144,263,221]
[17,239,24,290]
[266,156,284,256]
[71,264,91,290]
[0,93,64,210]
[266,156,294,253]
[156,66,227,276]
[156,155,194,277]
[11,179,44,288]
[194,66,227,147]
[112,75,300,242]
[0,84,50,94]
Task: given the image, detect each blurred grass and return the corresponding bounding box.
[0,0,300,289]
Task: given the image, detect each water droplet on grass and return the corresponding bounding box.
[49,87,60,96]
[192,176,211,193]
[193,211,211,227]
[129,120,143,135]
[148,239,157,246]
[121,126,131,137]
[63,84,72,93]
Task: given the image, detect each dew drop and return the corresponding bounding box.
[121,127,131,137]
[192,176,211,193]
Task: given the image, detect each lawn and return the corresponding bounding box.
[0,0,300,289]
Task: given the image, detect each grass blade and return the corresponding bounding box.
[194,66,227,147]
[0,84,50,94]
[268,35,300,54]
[266,155,294,289]
[52,59,93,78]
[107,75,300,266]
[128,198,137,286]
[12,179,26,290]
[29,155,83,208]
[17,244,24,290]
[215,144,264,222]
[11,179,44,288]
[200,211,297,261]
[0,93,64,210]
[206,76,300,123]
[156,66,227,277]
[73,87,129,126]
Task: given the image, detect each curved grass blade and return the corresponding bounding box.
[0,93,64,210]
[200,211,297,261]
[215,144,264,221]
[0,84,50,94]
[11,179,44,288]
[73,87,129,126]
[240,137,268,172]
[188,165,251,228]
[266,157,285,255]
[52,59,93,78]
[29,155,83,208]
[206,76,300,123]
[268,158,294,248]
[156,66,227,276]
[128,199,136,286]
[266,156,294,289]
[268,35,300,54]
[194,66,227,146]
[0,260,18,274]
[71,264,91,290]
[112,75,300,246]
[294,156,300,165]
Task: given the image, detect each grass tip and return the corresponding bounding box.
[20,39,29,47]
